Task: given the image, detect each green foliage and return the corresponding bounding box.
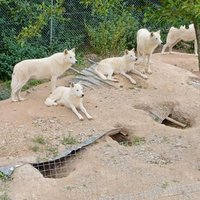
[16,0,65,44]
[0,31,48,80]
[0,81,11,101]
[84,2,138,56]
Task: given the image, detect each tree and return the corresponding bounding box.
[145,0,200,71]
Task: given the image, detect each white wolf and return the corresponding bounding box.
[11,48,77,102]
[45,82,92,121]
[137,28,162,74]
[162,24,197,55]
[94,48,147,84]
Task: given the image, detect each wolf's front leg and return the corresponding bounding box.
[79,101,93,120]
[146,54,152,74]
[69,104,84,120]
[120,72,136,84]
[131,68,148,79]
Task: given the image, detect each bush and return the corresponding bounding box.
[85,4,138,56]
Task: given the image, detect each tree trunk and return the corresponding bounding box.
[194,22,200,71]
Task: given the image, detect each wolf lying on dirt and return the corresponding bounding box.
[45,82,92,121]
[94,48,147,84]
[11,48,77,102]
[162,24,197,55]
[137,28,162,74]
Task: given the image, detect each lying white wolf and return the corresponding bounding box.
[137,28,162,74]
[162,24,197,55]
[11,48,77,102]
[45,82,92,121]
[94,48,147,84]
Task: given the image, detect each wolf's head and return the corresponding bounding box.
[70,81,84,98]
[63,48,77,65]
[124,48,138,62]
[150,30,162,45]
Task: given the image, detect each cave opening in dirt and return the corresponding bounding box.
[32,149,84,178]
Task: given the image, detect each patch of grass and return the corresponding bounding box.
[0,172,9,182]
[30,145,40,152]
[46,146,58,157]
[132,135,146,146]
[32,135,46,145]
[0,193,11,200]
[22,80,45,91]
[61,135,78,145]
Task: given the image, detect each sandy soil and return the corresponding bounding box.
[0,52,200,200]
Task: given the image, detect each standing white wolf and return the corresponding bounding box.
[11,48,77,102]
[45,82,92,121]
[137,28,162,74]
[94,48,147,84]
[162,24,197,55]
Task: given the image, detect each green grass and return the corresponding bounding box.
[61,135,78,145]
[0,172,9,182]
[0,79,46,101]
[32,135,46,145]
[132,135,146,146]
[0,194,11,200]
[22,80,45,91]
[29,145,40,152]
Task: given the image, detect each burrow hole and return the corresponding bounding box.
[109,129,145,146]
[32,149,84,179]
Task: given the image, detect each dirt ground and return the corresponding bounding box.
[0,52,200,200]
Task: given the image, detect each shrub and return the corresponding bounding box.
[85,3,138,56]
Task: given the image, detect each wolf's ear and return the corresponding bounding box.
[124,49,129,55]
[70,82,74,88]
[157,30,160,34]
[150,32,154,37]
[64,49,68,55]
[71,48,75,53]
[132,48,135,51]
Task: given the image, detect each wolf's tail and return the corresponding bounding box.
[94,65,107,80]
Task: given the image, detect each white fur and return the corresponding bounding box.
[11,48,77,102]
[162,24,197,55]
[45,82,92,121]
[137,28,162,74]
[94,49,147,84]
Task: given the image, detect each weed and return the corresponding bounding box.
[32,135,46,145]
[46,146,58,157]
[61,135,78,145]
[0,172,9,182]
[132,135,146,146]
[30,145,40,152]
[0,193,11,200]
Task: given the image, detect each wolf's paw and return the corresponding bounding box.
[146,69,152,74]
[79,116,84,121]
[12,99,19,102]
[87,115,93,120]
[143,74,148,79]
[131,80,136,84]
[19,97,25,101]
